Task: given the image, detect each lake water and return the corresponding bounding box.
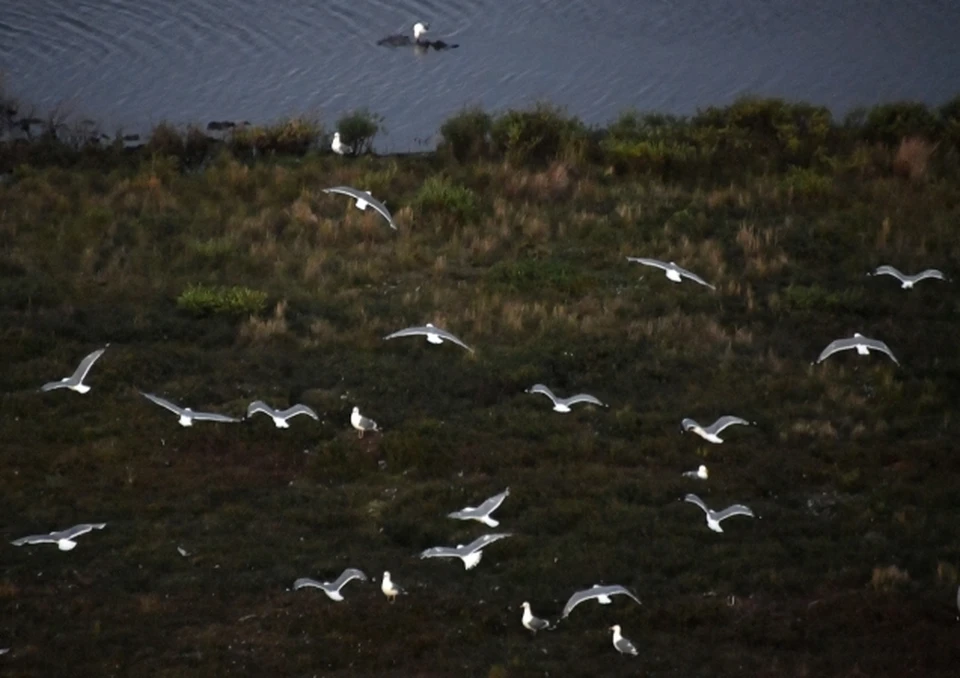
[2,0,959,150]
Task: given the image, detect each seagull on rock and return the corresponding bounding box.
[815,333,899,366]
[684,493,755,533]
[448,488,510,527]
[520,602,553,633]
[350,406,380,438]
[11,523,106,551]
[140,392,241,427]
[610,625,639,656]
[526,384,606,413]
[683,465,709,480]
[40,347,108,394]
[868,265,946,289]
[381,571,404,602]
[383,323,474,352]
[681,416,754,444]
[626,257,716,290]
[561,584,642,618]
[293,568,367,601]
[419,533,513,570]
[246,401,319,428]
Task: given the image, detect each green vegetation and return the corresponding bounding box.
[2,92,960,676]
[335,108,383,156]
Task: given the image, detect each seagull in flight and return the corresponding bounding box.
[323,185,397,230]
[40,346,108,394]
[868,265,946,289]
[246,401,319,428]
[681,416,754,444]
[383,323,474,352]
[683,465,709,480]
[350,406,380,438]
[293,568,368,601]
[419,533,512,570]
[520,602,553,633]
[381,571,404,602]
[11,523,106,551]
[140,392,242,427]
[448,488,510,527]
[815,333,899,366]
[561,584,642,618]
[610,625,639,656]
[626,257,716,289]
[526,384,606,413]
[684,493,755,533]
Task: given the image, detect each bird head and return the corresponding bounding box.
[610,624,620,633]
[413,22,429,39]
[352,406,359,414]
[521,601,530,609]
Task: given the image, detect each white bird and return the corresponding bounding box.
[561,584,642,618]
[323,185,397,230]
[293,568,368,602]
[683,465,709,480]
[419,533,512,570]
[350,406,380,438]
[383,323,474,353]
[246,401,319,429]
[610,625,638,656]
[140,392,242,427]
[626,257,716,289]
[684,493,755,533]
[868,265,946,289]
[520,602,553,633]
[815,333,899,365]
[40,347,107,394]
[11,523,106,551]
[681,416,753,444]
[331,131,346,156]
[447,488,510,527]
[525,384,606,413]
[381,571,404,602]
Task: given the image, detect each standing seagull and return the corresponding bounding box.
[40,347,107,394]
[293,568,367,601]
[331,132,346,156]
[246,401,319,429]
[140,392,241,427]
[561,584,642,618]
[526,384,606,413]
[383,323,474,353]
[610,625,638,656]
[684,493,755,533]
[520,602,553,633]
[323,186,397,230]
[448,488,510,527]
[681,416,754,444]
[626,257,716,290]
[815,333,899,366]
[11,523,106,551]
[419,533,513,570]
[381,571,404,602]
[868,265,946,289]
[350,406,380,438]
[683,465,709,480]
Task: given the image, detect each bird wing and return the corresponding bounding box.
[462,533,512,554]
[357,413,378,430]
[58,523,106,540]
[563,393,605,407]
[190,411,242,423]
[675,265,716,289]
[324,186,396,230]
[430,327,474,352]
[708,415,752,434]
[715,504,755,521]
[603,584,642,606]
[915,268,945,281]
[384,326,432,340]
[680,418,699,431]
[684,493,710,514]
[872,265,904,279]
[561,589,596,617]
[474,488,510,516]
[420,546,460,559]
[247,400,275,417]
[862,339,900,365]
[331,568,368,589]
[293,577,325,591]
[616,636,638,655]
[141,392,186,415]
[40,380,68,392]
[70,348,107,382]
[323,185,364,201]
[280,404,319,420]
[816,338,856,363]
[11,534,58,546]
[527,384,558,404]
[626,257,670,272]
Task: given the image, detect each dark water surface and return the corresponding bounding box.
[2,0,959,149]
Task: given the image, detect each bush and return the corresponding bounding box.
[862,102,939,144]
[228,117,322,157]
[439,108,492,162]
[491,103,592,166]
[176,283,268,316]
[413,176,478,222]
[335,109,383,156]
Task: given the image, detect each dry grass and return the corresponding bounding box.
[870,565,911,592]
[238,300,288,343]
[892,137,937,181]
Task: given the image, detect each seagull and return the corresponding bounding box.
[684,493,755,533]
[11,523,106,551]
[246,401,319,429]
[525,384,606,413]
[381,571,404,602]
[447,488,510,527]
[868,265,946,289]
[350,406,380,438]
[815,333,899,366]
[681,416,754,444]
[419,533,513,570]
[520,602,553,633]
[561,584,642,618]
[683,465,709,480]
[331,131,346,156]
[140,392,242,427]
[383,323,474,353]
[40,346,107,394]
[626,257,716,290]
[323,185,397,230]
[293,568,368,601]
[610,625,638,656]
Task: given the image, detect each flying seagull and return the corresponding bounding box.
[681,416,754,444]
[626,257,716,290]
[419,533,513,570]
[448,488,510,527]
[11,523,106,551]
[520,602,553,633]
[610,625,638,656]
[293,568,368,601]
[246,401,319,429]
[140,392,242,427]
[868,265,946,289]
[381,571,404,602]
[526,384,606,413]
[331,132,346,156]
[561,584,642,618]
[684,493,755,533]
[323,185,397,230]
[815,333,899,366]
[683,465,709,480]
[40,346,107,394]
[350,406,380,438]
[383,323,474,353]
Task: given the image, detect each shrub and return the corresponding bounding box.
[146,122,185,158]
[491,103,591,166]
[862,102,939,144]
[229,117,322,157]
[413,176,478,222]
[336,109,383,156]
[439,108,492,162]
[176,283,268,316]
